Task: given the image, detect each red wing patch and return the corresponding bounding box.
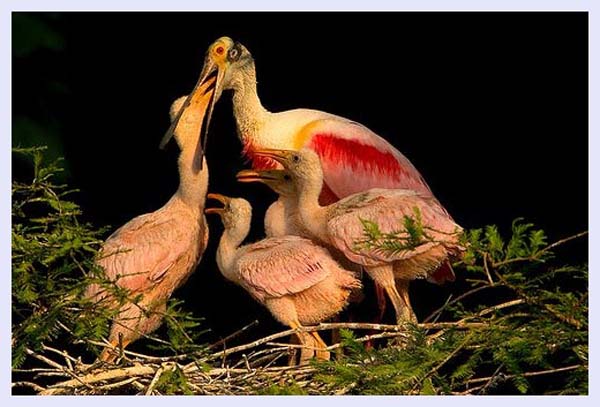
[241,139,279,170]
[310,133,408,182]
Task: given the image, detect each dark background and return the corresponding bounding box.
[12,12,588,346]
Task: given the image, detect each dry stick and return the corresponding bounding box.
[476,364,504,395]
[42,344,79,366]
[423,285,495,323]
[40,365,156,395]
[25,348,95,392]
[186,320,481,372]
[12,381,47,393]
[466,364,583,385]
[145,365,166,395]
[419,333,473,389]
[266,342,322,351]
[494,268,583,329]
[96,377,140,391]
[189,322,407,368]
[483,252,495,285]
[208,320,259,350]
[426,300,524,342]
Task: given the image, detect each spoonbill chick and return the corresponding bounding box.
[85,79,214,362]
[205,193,362,362]
[252,148,464,323]
[237,168,307,238]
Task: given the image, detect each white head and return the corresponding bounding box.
[250,148,324,194]
[205,193,253,232]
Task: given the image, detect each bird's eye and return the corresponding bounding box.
[215,45,225,55]
[228,47,240,61]
[292,155,300,163]
[283,174,291,181]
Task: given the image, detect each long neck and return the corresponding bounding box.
[175,148,208,211]
[216,217,251,283]
[296,174,330,243]
[280,194,298,216]
[231,63,269,143]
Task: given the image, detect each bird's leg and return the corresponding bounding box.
[289,320,316,364]
[309,331,331,361]
[367,265,409,324]
[395,279,417,323]
[375,283,388,322]
[99,337,131,363]
[287,334,301,366]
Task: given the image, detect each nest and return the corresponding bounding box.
[13,319,489,395]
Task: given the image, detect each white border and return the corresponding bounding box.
[2,1,595,406]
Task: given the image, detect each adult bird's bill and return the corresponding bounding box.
[160,37,252,170]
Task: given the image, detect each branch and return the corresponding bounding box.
[40,365,157,395]
[493,231,588,268]
[466,364,583,385]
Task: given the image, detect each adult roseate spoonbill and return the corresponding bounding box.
[85,85,213,362]
[252,148,464,323]
[160,37,455,317]
[205,193,361,361]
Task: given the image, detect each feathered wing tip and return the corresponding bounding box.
[334,265,363,291]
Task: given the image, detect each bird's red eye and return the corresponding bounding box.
[215,46,224,55]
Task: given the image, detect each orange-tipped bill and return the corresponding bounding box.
[205,193,231,215]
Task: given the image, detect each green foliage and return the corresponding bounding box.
[313,218,588,395]
[355,206,451,256]
[12,147,207,369]
[258,382,308,395]
[155,366,194,395]
[148,299,209,356]
[12,147,110,366]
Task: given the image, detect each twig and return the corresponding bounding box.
[423,285,495,323]
[145,365,166,395]
[12,381,47,392]
[96,377,140,391]
[40,365,156,395]
[477,364,504,395]
[208,320,259,350]
[492,231,588,268]
[41,344,79,366]
[423,333,472,381]
[466,364,583,385]
[483,252,495,285]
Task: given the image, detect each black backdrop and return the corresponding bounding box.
[12,12,588,346]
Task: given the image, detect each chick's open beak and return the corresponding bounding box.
[204,193,231,215]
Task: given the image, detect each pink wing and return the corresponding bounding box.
[236,236,333,302]
[305,119,434,201]
[327,190,463,268]
[92,209,198,297]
